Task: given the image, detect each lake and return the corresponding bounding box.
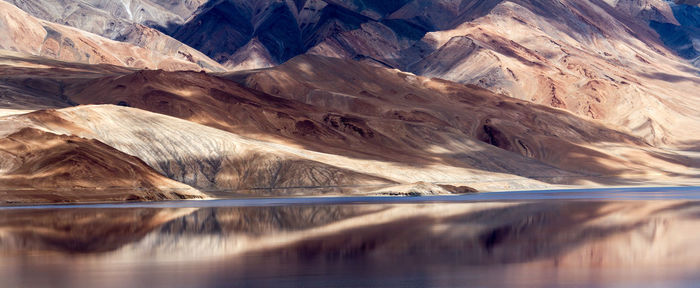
[2,187,700,287]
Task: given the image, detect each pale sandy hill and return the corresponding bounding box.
[5,105,556,194]
[0,55,577,189]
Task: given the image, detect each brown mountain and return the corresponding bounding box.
[1,52,697,203]
[0,1,698,203]
[0,124,205,203]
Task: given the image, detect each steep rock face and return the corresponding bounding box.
[611,0,700,67]
[166,0,311,69]
[1,0,223,71]
[165,0,470,69]
[650,2,700,66]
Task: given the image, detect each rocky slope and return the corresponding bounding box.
[404,0,700,145]
[0,124,205,203]
[3,0,212,67]
[0,1,698,202]
[6,0,698,143]
[0,1,223,71]
[146,0,700,146]
[2,53,698,201]
[233,55,699,182]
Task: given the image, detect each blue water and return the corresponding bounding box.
[2,186,699,210]
[3,186,700,287]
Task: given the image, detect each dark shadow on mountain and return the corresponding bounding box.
[650,21,700,59]
[3,52,697,189]
[641,71,700,82]
[648,3,700,67]
[150,0,504,68]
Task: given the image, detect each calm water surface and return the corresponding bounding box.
[2,187,700,287]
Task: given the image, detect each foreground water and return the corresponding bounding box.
[2,187,700,287]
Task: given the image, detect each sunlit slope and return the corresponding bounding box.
[0,1,223,71]
[234,55,700,184]
[400,1,700,145]
[8,105,561,194]
[0,53,697,201]
[0,123,205,203]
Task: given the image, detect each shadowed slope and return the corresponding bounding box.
[3,106,402,195]
[232,55,700,184]
[146,0,700,146]
[401,0,700,145]
[2,53,698,190]
[614,0,700,67]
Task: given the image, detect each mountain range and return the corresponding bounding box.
[0,0,698,203]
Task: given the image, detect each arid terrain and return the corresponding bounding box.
[2,2,700,287]
[0,0,698,203]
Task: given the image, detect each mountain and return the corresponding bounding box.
[232,55,698,182]
[0,0,699,202]
[0,114,205,203]
[6,0,698,143]
[1,52,697,202]
[0,1,223,71]
[401,0,700,146]
[650,1,700,66]
[150,0,700,145]
[160,0,486,69]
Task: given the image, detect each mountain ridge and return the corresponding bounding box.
[0,0,698,202]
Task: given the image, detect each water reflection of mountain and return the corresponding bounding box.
[2,201,700,268]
